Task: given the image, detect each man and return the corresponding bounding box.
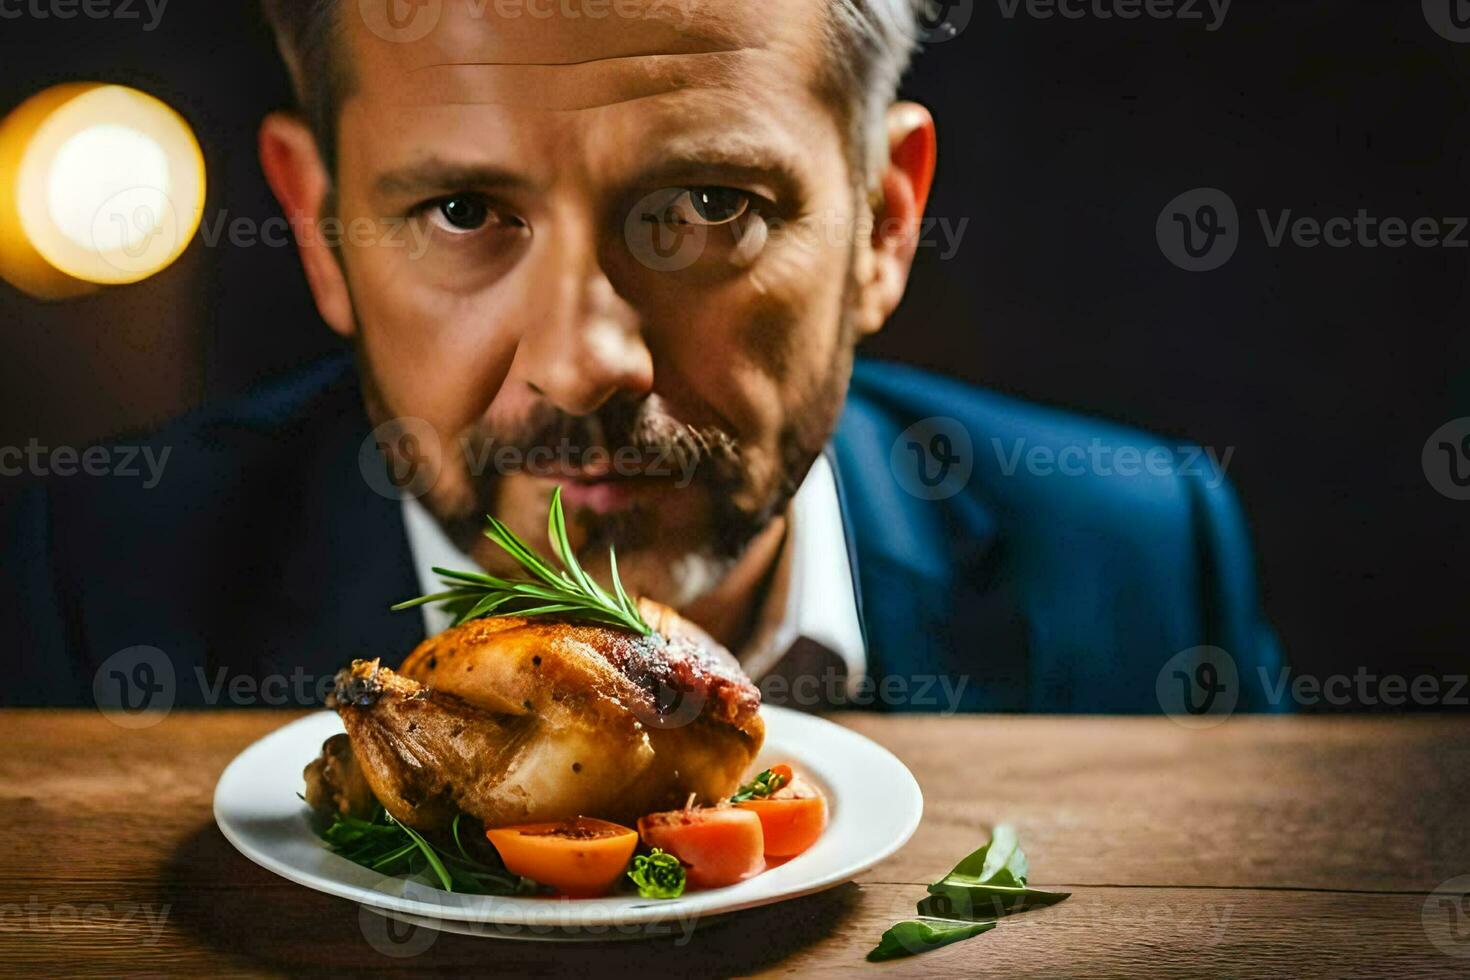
[3,0,1281,713]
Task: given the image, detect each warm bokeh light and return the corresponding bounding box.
[0,83,205,300]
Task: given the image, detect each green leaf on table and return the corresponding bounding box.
[918,882,1071,920]
[940,822,1029,888]
[921,824,1071,921]
[868,824,1070,962]
[867,918,997,962]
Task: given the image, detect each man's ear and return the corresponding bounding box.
[258,112,355,337]
[852,102,937,337]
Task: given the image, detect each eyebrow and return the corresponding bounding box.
[373,160,535,198]
[629,137,808,200]
[371,133,810,204]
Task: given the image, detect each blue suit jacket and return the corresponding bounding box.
[1,354,1282,712]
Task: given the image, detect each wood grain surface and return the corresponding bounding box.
[1,711,1465,977]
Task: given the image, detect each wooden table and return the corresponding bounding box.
[2,712,1466,977]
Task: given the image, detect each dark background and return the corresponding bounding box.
[2,1,1467,706]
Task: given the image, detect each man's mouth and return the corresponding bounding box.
[550,473,681,515]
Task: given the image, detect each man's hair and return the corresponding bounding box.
[261,0,924,181]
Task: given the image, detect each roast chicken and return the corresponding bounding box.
[304,598,765,831]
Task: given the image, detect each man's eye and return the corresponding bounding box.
[654,187,751,227]
[431,195,491,232]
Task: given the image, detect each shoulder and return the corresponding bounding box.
[841,357,1236,537]
[6,351,366,592]
[147,350,362,458]
[0,352,369,701]
[837,359,1280,711]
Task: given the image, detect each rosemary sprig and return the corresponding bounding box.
[392,487,653,635]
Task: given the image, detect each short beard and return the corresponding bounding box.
[352,278,858,609]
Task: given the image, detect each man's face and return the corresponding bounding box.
[333,0,871,605]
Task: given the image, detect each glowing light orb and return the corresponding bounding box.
[0,83,205,300]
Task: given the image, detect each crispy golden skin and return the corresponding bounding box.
[308,599,764,830]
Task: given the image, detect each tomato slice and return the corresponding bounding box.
[485,817,638,897]
[637,806,765,890]
[736,790,827,857]
[731,765,828,857]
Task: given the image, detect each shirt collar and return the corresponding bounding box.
[734,453,866,691]
[399,455,867,687]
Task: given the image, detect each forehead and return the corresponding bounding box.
[338,0,842,174]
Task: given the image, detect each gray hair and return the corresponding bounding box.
[261,0,924,181]
[823,1,925,179]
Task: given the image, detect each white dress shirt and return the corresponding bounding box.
[399,453,866,692]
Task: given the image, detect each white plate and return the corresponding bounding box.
[214,706,922,937]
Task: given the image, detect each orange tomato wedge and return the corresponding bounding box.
[485,817,638,897]
[737,788,828,857]
[637,806,765,890]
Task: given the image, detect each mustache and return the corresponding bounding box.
[464,394,745,486]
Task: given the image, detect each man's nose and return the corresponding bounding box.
[513,217,653,417]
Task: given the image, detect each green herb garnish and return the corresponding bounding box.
[730,768,787,802]
[393,486,652,635]
[627,849,686,899]
[866,825,1070,961]
[315,804,542,896]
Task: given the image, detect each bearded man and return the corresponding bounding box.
[2,0,1282,713]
